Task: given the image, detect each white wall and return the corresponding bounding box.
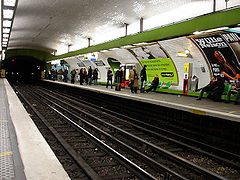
[159,37,211,90]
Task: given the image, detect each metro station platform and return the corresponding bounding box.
[43,80,240,123]
[0,78,70,180]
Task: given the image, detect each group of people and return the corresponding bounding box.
[105,65,159,94]
[48,68,68,82]
[196,76,240,105]
[71,66,99,85]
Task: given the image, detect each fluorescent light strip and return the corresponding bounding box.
[3,28,10,33]
[3,34,10,38]
[2,42,8,45]
[4,0,16,7]
[3,20,12,27]
[3,38,9,42]
[3,9,14,19]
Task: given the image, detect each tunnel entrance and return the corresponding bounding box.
[3,56,45,83]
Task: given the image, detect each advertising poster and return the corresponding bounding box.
[128,42,178,84]
[139,58,178,83]
[191,32,240,80]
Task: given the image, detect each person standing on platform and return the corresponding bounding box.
[70,69,76,84]
[226,78,240,105]
[93,68,98,85]
[84,68,88,85]
[79,68,84,85]
[63,68,68,82]
[146,74,159,93]
[140,65,147,93]
[115,67,123,84]
[106,68,113,89]
[58,68,64,81]
[88,66,92,85]
[129,66,139,93]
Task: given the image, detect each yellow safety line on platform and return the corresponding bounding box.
[192,109,206,116]
[0,152,13,157]
[0,120,8,122]
[229,111,240,114]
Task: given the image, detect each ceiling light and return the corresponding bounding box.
[193,31,202,35]
[3,34,10,38]
[3,38,9,42]
[3,28,10,33]
[133,42,147,46]
[185,49,190,54]
[2,42,8,45]
[3,20,12,27]
[3,9,14,19]
[4,0,16,7]
[177,52,189,57]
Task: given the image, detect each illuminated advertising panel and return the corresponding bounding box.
[191,32,240,80]
[128,42,178,84]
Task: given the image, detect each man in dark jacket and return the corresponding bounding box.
[140,65,147,93]
[79,68,84,85]
[226,78,240,105]
[106,68,113,89]
[88,66,92,85]
[70,69,76,84]
[197,76,224,101]
[115,67,123,84]
[146,74,159,93]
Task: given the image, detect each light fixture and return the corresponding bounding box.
[193,27,229,35]
[3,20,12,27]
[120,45,134,49]
[177,52,189,57]
[3,34,10,38]
[2,42,8,45]
[4,0,16,7]
[3,38,9,42]
[3,9,14,19]
[193,31,202,35]
[177,50,191,58]
[99,50,109,52]
[3,28,10,33]
[133,42,147,46]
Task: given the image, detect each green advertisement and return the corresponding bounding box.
[140,58,178,83]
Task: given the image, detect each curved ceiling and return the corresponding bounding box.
[7,0,240,55]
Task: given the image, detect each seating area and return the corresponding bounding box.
[145,81,172,89]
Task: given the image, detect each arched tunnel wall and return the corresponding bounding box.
[3,56,45,82]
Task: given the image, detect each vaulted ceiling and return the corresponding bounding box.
[6,0,240,55]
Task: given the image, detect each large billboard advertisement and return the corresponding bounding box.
[127,42,178,84]
[191,32,240,80]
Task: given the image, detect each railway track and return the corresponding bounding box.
[13,83,240,179]
[14,85,156,180]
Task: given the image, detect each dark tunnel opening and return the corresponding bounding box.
[2,56,45,83]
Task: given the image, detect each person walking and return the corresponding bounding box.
[140,65,147,93]
[129,66,139,93]
[93,68,98,85]
[106,68,113,89]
